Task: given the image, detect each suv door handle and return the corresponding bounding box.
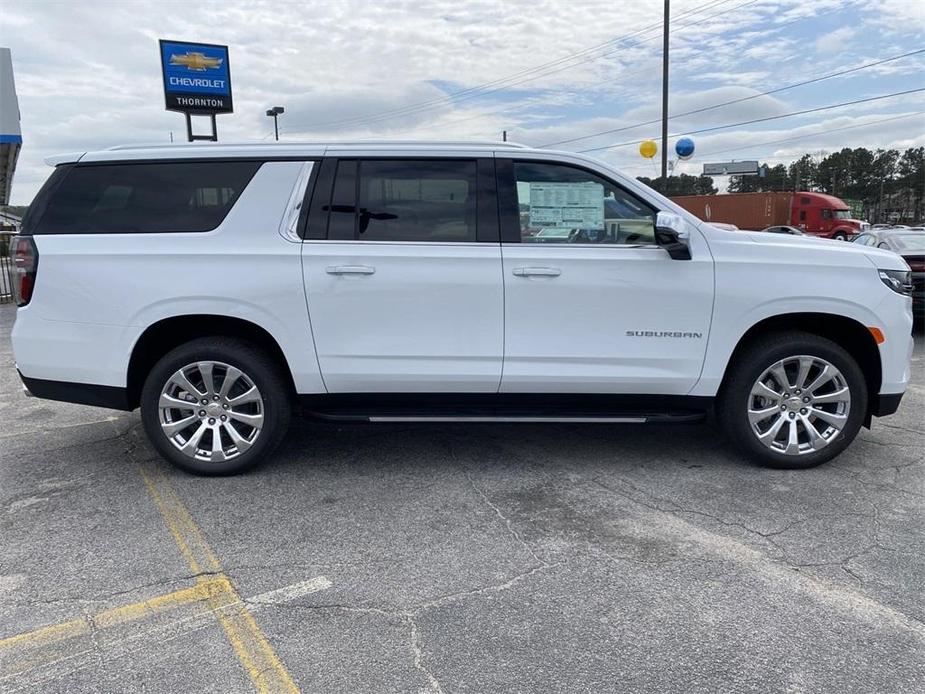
[326,265,376,275]
[512,267,561,277]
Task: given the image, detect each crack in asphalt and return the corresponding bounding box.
[7,571,225,608]
[249,561,565,694]
[875,422,925,436]
[588,477,925,633]
[407,615,445,694]
[463,469,544,566]
[592,476,799,556]
[589,474,905,578]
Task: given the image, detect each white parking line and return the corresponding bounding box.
[247,576,334,608]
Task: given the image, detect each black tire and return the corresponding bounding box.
[717,331,867,469]
[832,231,848,241]
[140,337,291,475]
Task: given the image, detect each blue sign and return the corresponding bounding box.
[675,137,695,160]
[159,39,232,114]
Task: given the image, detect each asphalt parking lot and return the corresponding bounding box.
[1,303,923,694]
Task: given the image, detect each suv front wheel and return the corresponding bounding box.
[140,338,291,475]
[718,332,867,469]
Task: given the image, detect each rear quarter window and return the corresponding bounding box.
[26,161,261,234]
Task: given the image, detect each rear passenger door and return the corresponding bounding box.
[301,157,504,392]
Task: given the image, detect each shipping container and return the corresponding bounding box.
[670,191,869,240]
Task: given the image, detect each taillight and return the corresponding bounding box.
[10,235,38,307]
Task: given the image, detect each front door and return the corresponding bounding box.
[497,158,714,394]
[301,157,504,392]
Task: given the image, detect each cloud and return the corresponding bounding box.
[814,26,856,55]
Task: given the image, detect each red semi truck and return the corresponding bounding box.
[670,191,869,240]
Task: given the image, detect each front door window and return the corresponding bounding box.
[512,162,656,245]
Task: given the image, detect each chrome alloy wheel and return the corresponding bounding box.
[158,361,264,463]
[747,355,851,456]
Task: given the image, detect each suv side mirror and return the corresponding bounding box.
[654,211,692,260]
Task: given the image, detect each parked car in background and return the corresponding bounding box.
[671,191,869,241]
[10,141,914,475]
[762,225,804,235]
[854,229,924,318]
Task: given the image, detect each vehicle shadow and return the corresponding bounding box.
[270,417,743,479]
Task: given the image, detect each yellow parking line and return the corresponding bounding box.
[138,465,300,694]
[93,578,224,629]
[0,578,223,654]
[0,618,88,651]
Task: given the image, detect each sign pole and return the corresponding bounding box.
[184,112,218,142]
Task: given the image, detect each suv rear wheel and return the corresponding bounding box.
[717,332,867,469]
[140,338,291,475]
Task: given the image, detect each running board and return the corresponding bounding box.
[298,394,712,424]
[368,415,647,423]
[306,412,706,424]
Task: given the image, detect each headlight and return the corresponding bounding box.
[879,269,913,295]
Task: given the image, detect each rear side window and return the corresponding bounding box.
[355,160,478,242]
[28,161,261,234]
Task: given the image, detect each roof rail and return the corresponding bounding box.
[106,139,533,151]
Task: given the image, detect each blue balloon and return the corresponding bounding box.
[675,137,695,160]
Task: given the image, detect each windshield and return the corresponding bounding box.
[833,209,852,219]
[891,234,925,252]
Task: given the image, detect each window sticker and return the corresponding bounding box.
[528,182,604,230]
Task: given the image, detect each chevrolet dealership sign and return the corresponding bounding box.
[159,39,233,114]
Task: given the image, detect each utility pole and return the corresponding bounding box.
[879,175,885,223]
[502,130,507,142]
[660,0,670,182]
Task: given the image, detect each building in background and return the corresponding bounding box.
[0,47,22,206]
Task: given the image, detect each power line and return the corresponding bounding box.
[543,48,925,147]
[400,1,849,139]
[698,111,925,159]
[643,111,924,178]
[576,87,925,153]
[301,0,749,131]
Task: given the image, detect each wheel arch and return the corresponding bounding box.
[126,314,297,410]
[718,312,881,419]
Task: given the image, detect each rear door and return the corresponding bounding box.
[496,157,714,394]
[301,156,504,392]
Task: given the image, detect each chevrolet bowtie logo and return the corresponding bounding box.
[169,52,223,71]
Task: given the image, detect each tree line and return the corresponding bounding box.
[638,146,925,223]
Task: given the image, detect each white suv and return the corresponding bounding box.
[10,141,914,475]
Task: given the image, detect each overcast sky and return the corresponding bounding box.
[1,0,923,204]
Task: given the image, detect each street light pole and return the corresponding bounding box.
[661,0,670,183]
[265,106,285,141]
